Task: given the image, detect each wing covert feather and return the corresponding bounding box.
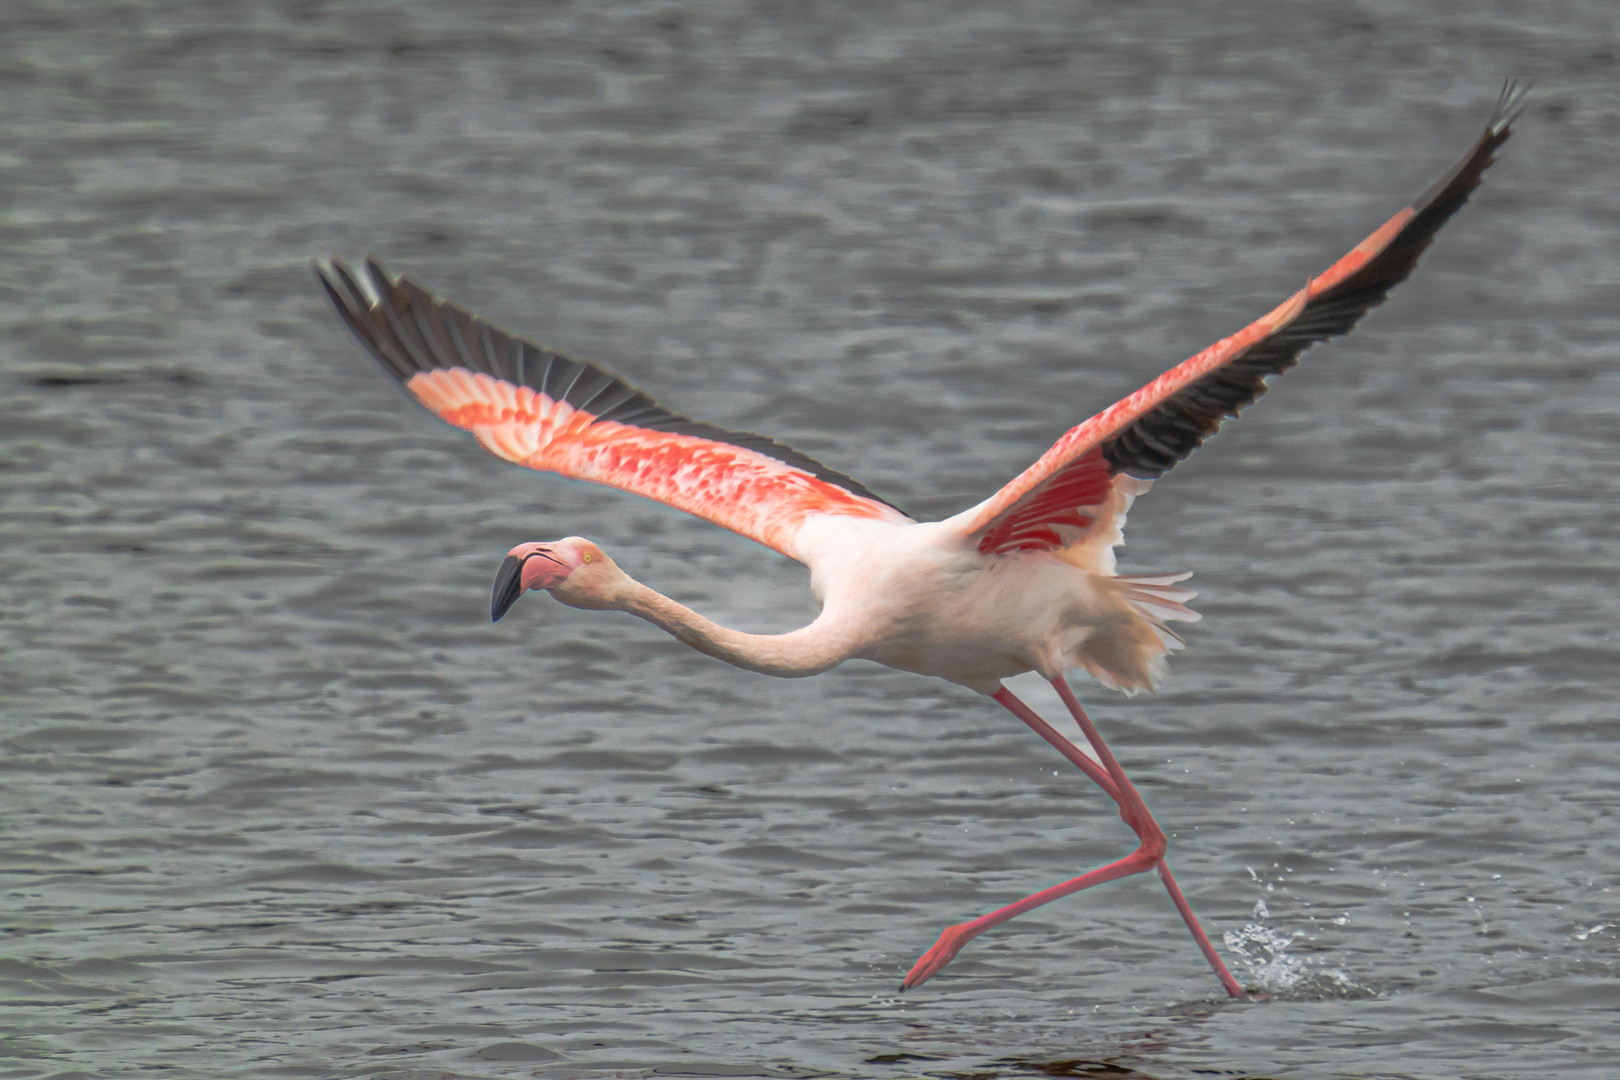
[317,259,911,562]
[952,83,1526,557]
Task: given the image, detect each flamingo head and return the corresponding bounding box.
[490,537,626,620]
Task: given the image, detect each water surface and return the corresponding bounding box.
[3,2,1619,1078]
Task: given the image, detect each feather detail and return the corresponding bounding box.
[316,258,912,563]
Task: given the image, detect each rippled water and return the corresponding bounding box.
[4,3,1618,1078]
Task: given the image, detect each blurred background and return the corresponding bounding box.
[2,2,1617,1077]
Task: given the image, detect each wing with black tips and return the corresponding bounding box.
[316,258,912,562]
[950,82,1526,565]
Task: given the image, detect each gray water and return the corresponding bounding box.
[3,3,1619,1078]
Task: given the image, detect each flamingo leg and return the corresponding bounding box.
[898,684,1245,998]
[1048,675,1245,999]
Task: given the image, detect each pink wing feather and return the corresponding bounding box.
[952,82,1526,561]
[317,259,911,563]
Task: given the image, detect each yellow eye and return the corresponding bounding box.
[583,553,592,563]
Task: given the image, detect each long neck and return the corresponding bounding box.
[619,582,856,679]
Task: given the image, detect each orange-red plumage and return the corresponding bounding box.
[406,367,907,561]
[954,87,1519,560]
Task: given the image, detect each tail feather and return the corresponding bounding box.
[1116,571,1201,629]
[1076,572,1200,695]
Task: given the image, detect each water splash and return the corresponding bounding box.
[1224,922,1311,989]
[1223,905,1370,998]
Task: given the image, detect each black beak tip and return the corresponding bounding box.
[491,554,525,623]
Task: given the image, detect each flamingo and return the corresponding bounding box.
[315,85,1524,998]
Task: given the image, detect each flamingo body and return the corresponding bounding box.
[316,85,1526,996]
[789,516,1194,694]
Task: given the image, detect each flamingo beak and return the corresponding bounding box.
[490,555,526,622]
[492,548,574,621]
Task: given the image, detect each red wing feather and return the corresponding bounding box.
[956,82,1526,557]
[975,448,1113,554]
[317,259,911,562]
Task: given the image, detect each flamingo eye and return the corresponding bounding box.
[583,553,593,563]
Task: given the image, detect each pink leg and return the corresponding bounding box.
[1049,676,1244,998]
[899,682,1245,998]
[992,686,1124,802]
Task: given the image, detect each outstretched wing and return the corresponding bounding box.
[949,82,1527,567]
[316,258,912,563]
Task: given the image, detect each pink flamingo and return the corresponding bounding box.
[316,86,1523,997]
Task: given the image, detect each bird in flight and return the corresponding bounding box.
[316,84,1524,998]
